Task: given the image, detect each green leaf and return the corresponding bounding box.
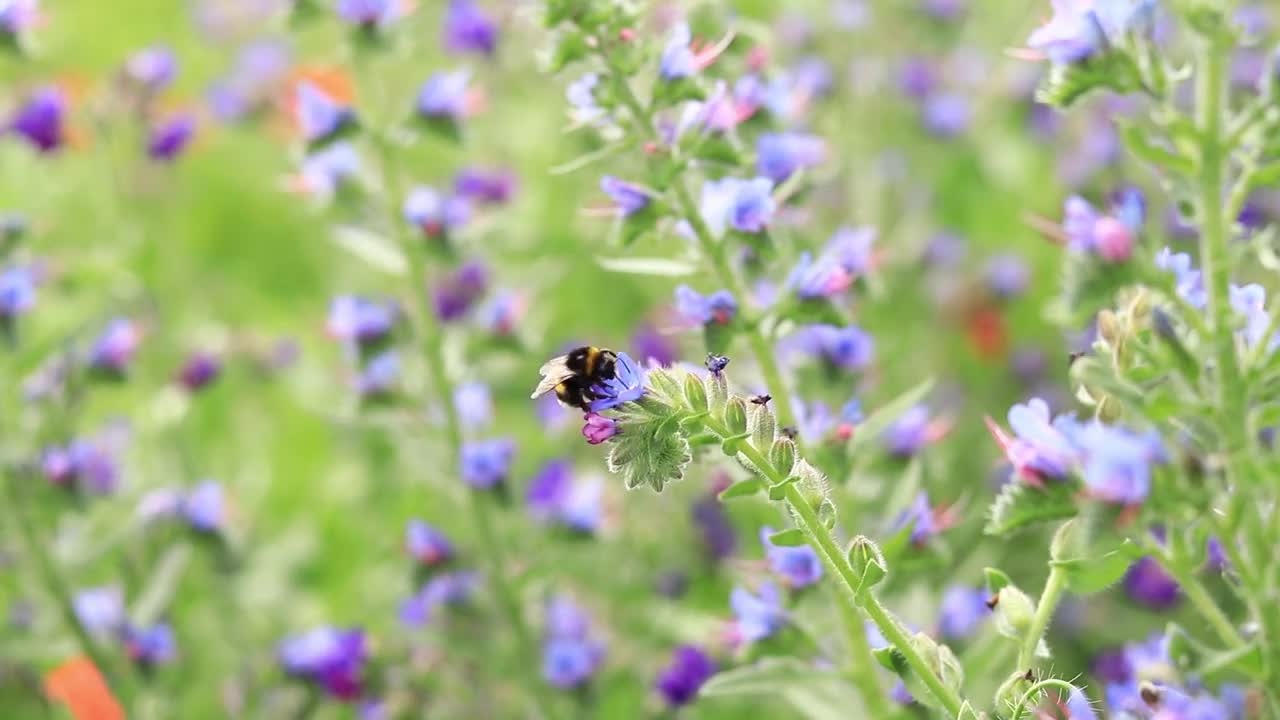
[767,474,800,501]
[985,481,1078,537]
[847,378,935,457]
[606,409,692,492]
[1050,540,1142,594]
[767,528,808,547]
[1119,123,1195,174]
[984,567,1013,595]
[130,542,193,626]
[718,477,763,500]
[331,226,408,276]
[594,256,698,276]
[700,658,863,720]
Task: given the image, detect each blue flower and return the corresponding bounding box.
[335,0,399,28]
[674,285,737,327]
[1065,419,1165,504]
[300,142,362,199]
[526,459,572,520]
[405,519,453,566]
[600,176,651,217]
[9,87,65,153]
[1155,247,1207,309]
[460,438,516,489]
[183,480,225,533]
[588,351,645,411]
[730,582,786,642]
[700,177,776,237]
[541,597,605,689]
[400,571,480,626]
[882,405,938,457]
[922,93,971,138]
[985,254,1029,299]
[418,70,471,120]
[760,526,823,588]
[327,296,397,346]
[453,167,516,205]
[147,114,196,161]
[88,318,142,375]
[296,81,355,145]
[988,397,1079,480]
[0,0,38,39]
[432,261,489,322]
[443,0,497,56]
[476,289,527,336]
[403,186,472,238]
[74,586,125,638]
[937,586,990,639]
[124,623,177,666]
[780,324,874,371]
[694,493,736,561]
[176,352,220,392]
[566,73,607,127]
[1064,687,1098,719]
[785,252,854,300]
[1123,556,1180,609]
[0,266,36,317]
[356,351,400,397]
[43,434,123,494]
[206,41,291,122]
[895,491,938,544]
[1230,283,1278,353]
[454,381,493,429]
[655,645,717,707]
[660,22,696,80]
[278,627,367,700]
[756,132,826,183]
[125,45,177,93]
[1027,0,1105,65]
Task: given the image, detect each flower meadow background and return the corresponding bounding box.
[1,0,1279,718]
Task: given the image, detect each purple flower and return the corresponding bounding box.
[453,167,515,205]
[335,0,399,28]
[631,323,678,367]
[454,381,493,429]
[896,491,938,544]
[300,142,362,199]
[882,405,938,457]
[785,252,854,300]
[693,494,736,561]
[759,526,823,588]
[147,114,196,161]
[581,413,618,445]
[176,352,221,392]
[476,289,526,336]
[9,87,65,152]
[1123,556,1180,609]
[1027,0,1105,65]
[1064,687,1098,719]
[443,0,497,56]
[356,351,399,397]
[42,437,121,494]
[207,41,291,122]
[0,0,38,39]
[705,353,730,375]
[400,572,480,626]
[542,597,605,689]
[418,70,471,120]
[526,459,573,519]
[432,261,489,322]
[674,285,737,327]
[1156,248,1207,309]
[985,254,1029,298]
[922,93,971,137]
[660,22,696,80]
[600,176,651,217]
[700,177,776,237]
[125,46,177,93]
[124,623,176,666]
[938,586,990,639]
[89,318,142,375]
[780,324,874,371]
[730,582,786,643]
[405,519,452,566]
[566,73,607,127]
[655,645,717,707]
[1063,194,1140,262]
[183,480,225,533]
[588,351,645,411]
[898,57,940,99]
[327,296,396,345]
[756,132,826,183]
[923,0,966,20]
[74,586,125,637]
[1067,420,1165,504]
[987,397,1078,481]
[403,186,471,238]
[1230,283,1278,352]
[278,627,367,701]
[297,82,355,145]
[460,438,515,489]
[0,266,35,317]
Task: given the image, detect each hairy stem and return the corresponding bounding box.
[1153,551,1246,651]
[1017,566,1066,672]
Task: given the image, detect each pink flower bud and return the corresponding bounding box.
[1095,216,1133,263]
[582,413,619,445]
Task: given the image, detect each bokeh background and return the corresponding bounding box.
[1,0,1275,718]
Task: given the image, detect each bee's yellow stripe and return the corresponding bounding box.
[584,347,599,377]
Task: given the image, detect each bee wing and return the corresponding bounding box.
[531,356,575,399]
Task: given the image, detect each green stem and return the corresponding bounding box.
[829,586,892,718]
[1016,566,1067,672]
[1008,678,1079,720]
[725,436,965,716]
[1153,552,1246,651]
[602,56,800,433]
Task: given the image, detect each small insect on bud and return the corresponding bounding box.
[780,426,798,439]
[750,394,771,405]
[1140,683,1162,707]
[1067,351,1085,367]
[705,353,730,375]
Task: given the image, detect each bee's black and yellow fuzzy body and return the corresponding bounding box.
[532,345,619,413]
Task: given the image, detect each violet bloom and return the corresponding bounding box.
[278,627,368,701]
[124,623,176,666]
[207,41,291,122]
[147,114,195,161]
[417,70,471,121]
[42,438,121,494]
[631,324,678,367]
[674,285,737,327]
[756,132,826,183]
[300,143,361,199]
[1067,420,1165,504]
[882,405,936,457]
[660,22,696,80]
[405,519,452,566]
[453,167,515,205]
[780,324,874,371]
[476,289,526,336]
[693,495,736,561]
[898,57,940,99]
[327,296,396,346]
[400,571,480,625]
[655,645,717,707]
[88,318,142,375]
[335,0,398,28]
[356,351,399,397]
[0,0,38,40]
[1062,193,1141,262]
[454,381,493,429]
[1230,283,1279,353]
[525,459,573,521]
[1064,688,1098,720]
[923,0,966,21]
[922,93,971,138]
[566,73,607,127]
[1124,556,1180,609]
[74,586,125,638]
[443,0,497,56]
[433,261,489,322]
[183,480,225,533]
[581,413,618,445]
[297,82,355,146]
[541,597,606,689]
[1155,248,1207,309]
[785,252,853,300]
[700,177,776,237]
[600,176,651,217]
[459,438,515,489]
[403,187,471,239]
[0,266,35,318]
[986,397,1078,481]
[1027,0,1104,64]
[759,526,823,588]
[177,352,221,392]
[125,45,177,94]
[938,586,990,639]
[730,582,786,643]
[588,351,645,411]
[9,87,65,153]
[985,254,1029,299]
[896,491,938,544]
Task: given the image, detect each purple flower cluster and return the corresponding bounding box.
[541,597,606,689]
[399,572,480,626]
[729,582,786,643]
[459,437,515,489]
[1062,188,1145,262]
[759,526,823,587]
[674,285,737,327]
[403,186,472,239]
[525,460,603,534]
[1095,633,1243,717]
[654,645,717,707]
[278,627,368,701]
[779,323,874,370]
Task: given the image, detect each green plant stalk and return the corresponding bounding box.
[1152,552,1246,651]
[829,586,892,718]
[715,429,966,716]
[601,56,800,433]
[1016,565,1066,672]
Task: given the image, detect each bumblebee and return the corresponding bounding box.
[531,346,618,412]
